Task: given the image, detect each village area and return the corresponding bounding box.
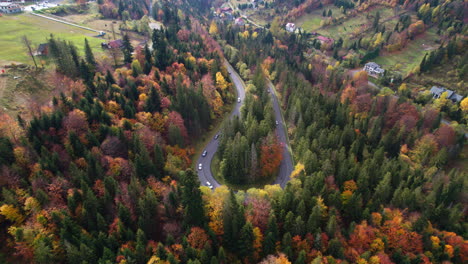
[0,0,466,134]
[0,0,162,117]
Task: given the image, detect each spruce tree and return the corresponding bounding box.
[84,38,96,66]
[263,232,276,257]
[223,191,245,252]
[181,169,206,228]
[145,86,161,113]
[153,144,165,178]
[137,188,159,239]
[420,53,427,73]
[239,222,254,260]
[135,229,147,264]
[0,137,15,166]
[217,247,226,264]
[143,44,153,74]
[122,34,134,64]
[295,250,306,264]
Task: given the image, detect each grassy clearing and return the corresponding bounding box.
[374,28,439,76]
[316,6,397,39]
[0,67,54,115]
[410,55,467,94]
[295,5,345,32]
[0,13,104,64]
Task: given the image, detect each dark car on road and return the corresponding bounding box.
[202,150,207,157]
[214,134,219,140]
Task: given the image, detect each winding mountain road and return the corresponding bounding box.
[268,80,294,188]
[196,60,294,189]
[196,60,246,189]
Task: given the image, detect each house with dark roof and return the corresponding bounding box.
[0,2,22,13]
[363,62,385,76]
[430,86,463,103]
[102,39,123,49]
[36,43,49,56]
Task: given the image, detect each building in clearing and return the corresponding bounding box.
[235,17,245,26]
[317,36,334,45]
[363,62,385,76]
[0,2,22,13]
[430,86,463,103]
[101,39,123,49]
[285,23,296,33]
[36,43,49,56]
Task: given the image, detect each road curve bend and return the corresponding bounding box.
[196,61,294,189]
[196,60,246,189]
[268,80,294,188]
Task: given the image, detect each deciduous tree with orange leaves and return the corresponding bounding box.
[260,134,283,178]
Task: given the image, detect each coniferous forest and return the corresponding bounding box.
[0,0,466,263]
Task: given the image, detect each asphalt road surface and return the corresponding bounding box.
[268,80,294,188]
[196,60,294,189]
[196,60,246,189]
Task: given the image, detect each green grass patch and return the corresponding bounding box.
[0,13,104,64]
[295,5,345,32]
[315,6,398,39]
[374,28,439,76]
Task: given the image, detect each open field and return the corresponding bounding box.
[0,67,54,116]
[295,5,345,32]
[409,60,467,94]
[315,6,398,39]
[64,13,147,46]
[374,28,439,76]
[0,13,104,64]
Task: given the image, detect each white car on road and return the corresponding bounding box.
[198,163,202,170]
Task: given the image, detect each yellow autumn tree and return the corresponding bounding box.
[241,30,250,39]
[341,190,353,205]
[206,186,229,236]
[290,163,305,178]
[0,204,25,225]
[373,32,383,47]
[317,196,328,217]
[24,197,41,213]
[215,72,229,91]
[434,91,450,110]
[212,90,224,116]
[147,256,167,264]
[209,21,218,35]
[398,83,408,95]
[460,97,468,112]
[370,238,385,252]
[253,227,263,260]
